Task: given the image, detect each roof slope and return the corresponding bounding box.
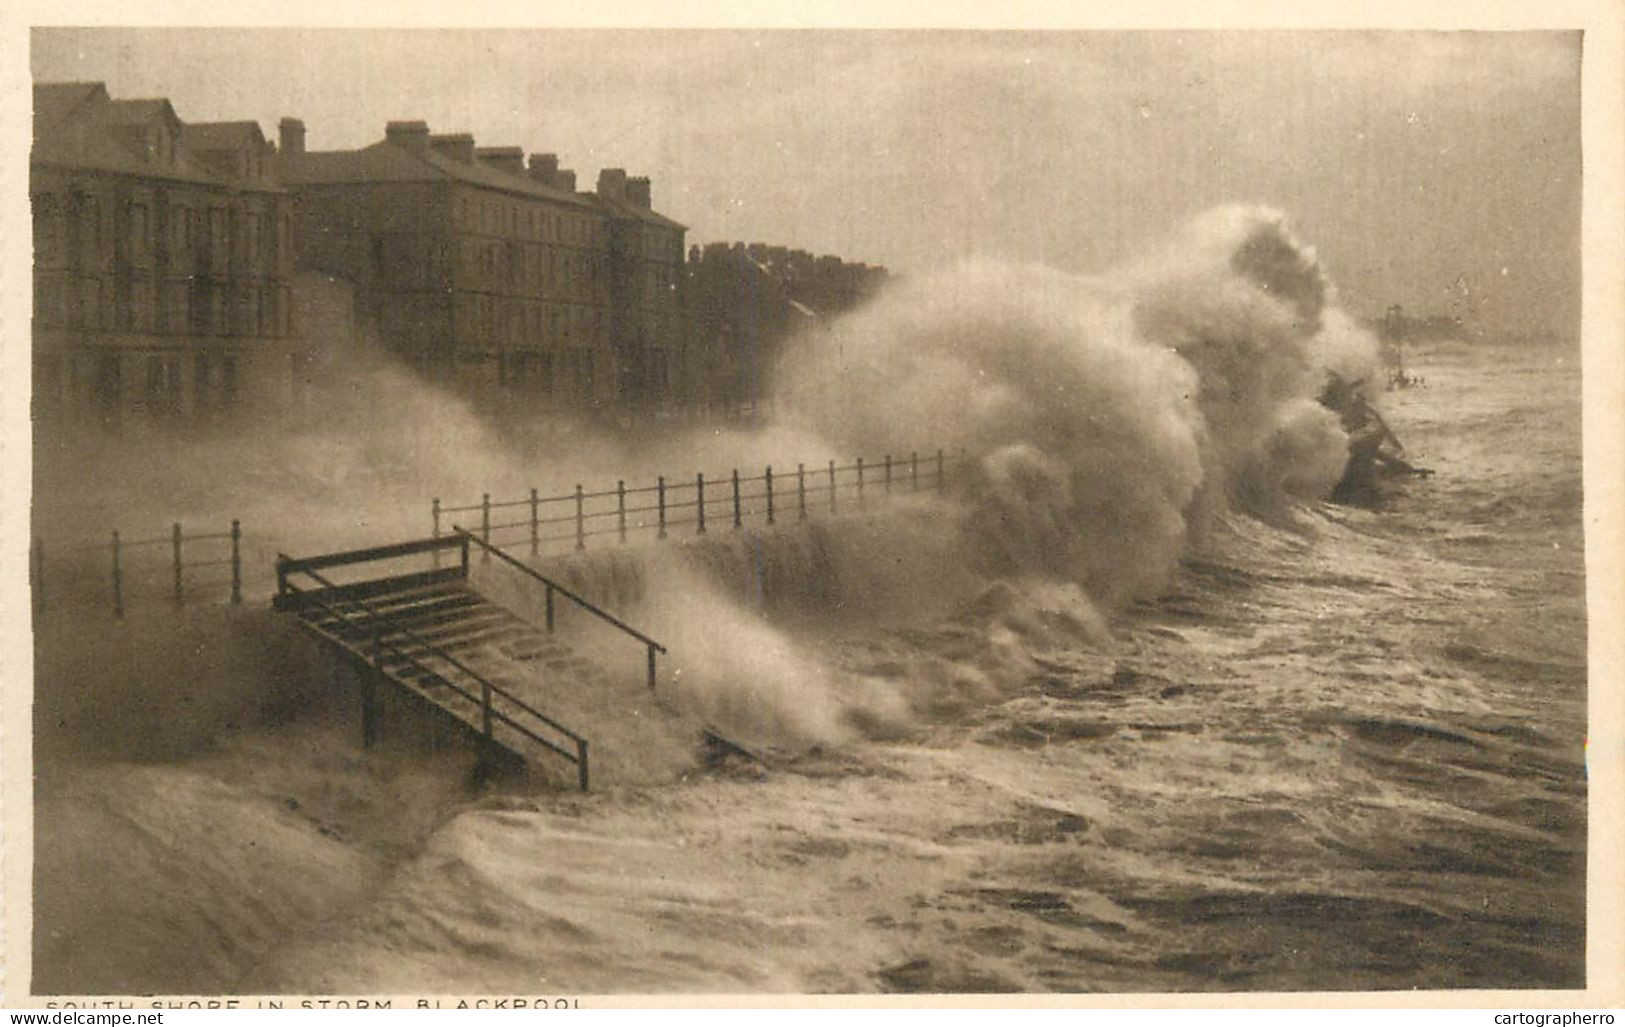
[181,121,266,151]
[32,83,280,189]
[283,138,598,211]
[33,82,107,136]
[283,135,686,228]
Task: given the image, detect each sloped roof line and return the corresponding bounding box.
[182,121,268,150]
[101,97,181,128]
[33,82,107,135]
[296,134,686,227]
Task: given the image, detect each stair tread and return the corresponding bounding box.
[290,572,639,780]
[323,607,516,645]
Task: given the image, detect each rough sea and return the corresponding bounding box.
[33,336,1586,996]
[30,208,1588,997]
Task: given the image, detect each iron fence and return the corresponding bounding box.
[32,520,243,620]
[433,447,963,560]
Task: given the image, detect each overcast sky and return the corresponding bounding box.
[32,28,1580,335]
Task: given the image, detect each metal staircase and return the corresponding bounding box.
[274,535,644,789]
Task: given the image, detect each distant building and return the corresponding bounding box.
[277,120,686,416]
[30,82,302,434]
[684,242,887,414]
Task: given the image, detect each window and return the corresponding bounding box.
[243,212,260,266]
[32,193,61,265]
[92,353,121,430]
[76,276,100,328]
[195,352,212,417]
[80,195,101,266]
[145,355,180,420]
[172,206,188,256]
[222,355,239,410]
[131,278,151,332]
[209,208,227,266]
[128,203,150,268]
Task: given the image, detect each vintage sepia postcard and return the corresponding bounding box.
[2,1,1621,1010]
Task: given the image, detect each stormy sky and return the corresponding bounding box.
[32,28,1581,337]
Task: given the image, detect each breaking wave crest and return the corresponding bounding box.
[586,205,1387,745]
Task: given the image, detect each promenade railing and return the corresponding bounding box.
[32,520,244,620]
[432,447,964,561]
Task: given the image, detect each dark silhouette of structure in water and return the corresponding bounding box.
[1318,371,1433,504]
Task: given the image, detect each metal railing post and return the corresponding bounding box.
[574,485,586,551]
[111,530,123,619]
[481,680,493,738]
[884,454,892,495]
[647,642,658,693]
[460,534,470,578]
[432,497,442,568]
[530,488,540,558]
[828,459,837,514]
[911,451,919,491]
[696,473,706,534]
[545,583,555,632]
[230,519,242,605]
[480,493,491,558]
[857,457,866,508]
[937,448,946,493]
[172,522,184,607]
[797,463,807,521]
[765,466,775,525]
[732,469,742,529]
[577,739,590,792]
[617,480,627,544]
[657,476,668,539]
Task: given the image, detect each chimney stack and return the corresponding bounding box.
[430,132,475,163]
[477,146,525,176]
[555,169,576,192]
[527,152,560,185]
[625,176,651,208]
[385,120,430,154]
[279,117,306,156]
[596,167,627,202]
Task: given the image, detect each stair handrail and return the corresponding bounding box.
[454,526,666,653]
[277,558,589,788]
[284,562,586,745]
[454,526,669,693]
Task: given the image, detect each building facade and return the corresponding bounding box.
[683,242,888,415]
[279,120,686,417]
[30,82,302,434]
[32,82,884,433]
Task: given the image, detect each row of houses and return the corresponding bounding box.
[30,81,888,435]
